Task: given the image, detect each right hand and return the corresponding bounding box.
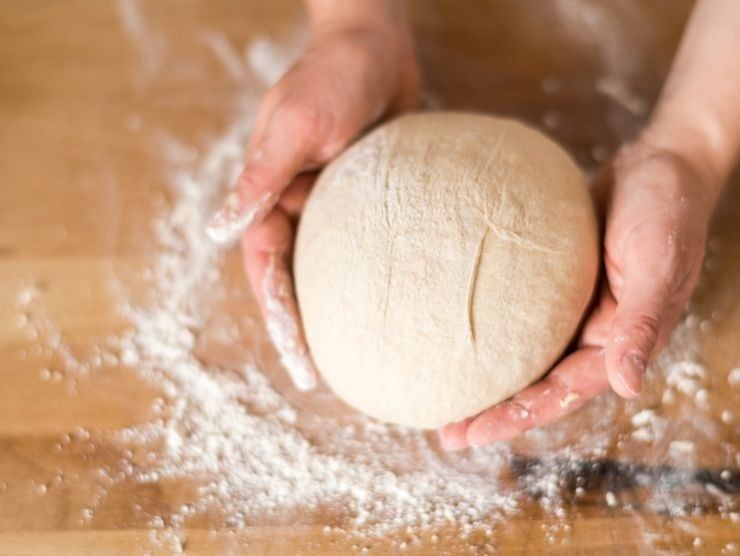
[207,12,419,390]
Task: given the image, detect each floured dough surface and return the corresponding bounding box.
[294,112,599,429]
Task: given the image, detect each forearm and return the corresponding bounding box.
[645,0,740,192]
[305,0,408,34]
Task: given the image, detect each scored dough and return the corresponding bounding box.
[294,112,599,429]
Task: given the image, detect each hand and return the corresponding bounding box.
[207,14,418,390]
[439,138,721,449]
[437,0,740,449]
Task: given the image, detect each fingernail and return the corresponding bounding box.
[206,191,275,245]
[618,353,646,398]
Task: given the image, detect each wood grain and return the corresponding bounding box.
[1,1,738,554]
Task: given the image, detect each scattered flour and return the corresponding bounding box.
[8,6,739,552]
[595,75,648,117]
[103,96,524,542]
[729,368,740,388]
[665,360,708,396]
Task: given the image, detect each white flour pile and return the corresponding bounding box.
[9,6,739,552]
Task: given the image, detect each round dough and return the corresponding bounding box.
[294,112,599,429]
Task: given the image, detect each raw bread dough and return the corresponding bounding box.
[294,112,599,429]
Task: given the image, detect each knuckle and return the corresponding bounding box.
[661,238,683,277]
[627,312,661,349]
[238,163,272,192]
[282,102,324,135]
[616,149,695,204]
[658,228,704,294]
[277,101,336,157]
[625,221,701,293]
[654,158,685,197]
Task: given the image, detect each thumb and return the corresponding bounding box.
[605,273,672,399]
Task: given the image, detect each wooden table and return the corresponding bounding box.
[1,1,738,553]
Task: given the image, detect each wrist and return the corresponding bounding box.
[645,100,736,196]
[303,0,418,110]
[641,111,729,203]
[306,0,408,38]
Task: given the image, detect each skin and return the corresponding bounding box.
[218,0,418,390]
[208,0,740,449]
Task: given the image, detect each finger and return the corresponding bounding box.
[438,417,473,451]
[604,219,698,398]
[278,172,317,219]
[438,303,613,452]
[578,283,617,349]
[605,266,682,398]
[244,59,310,159]
[244,87,282,159]
[463,347,609,447]
[241,208,293,294]
[261,254,319,391]
[241,208,318,391]
[207,101,324,245]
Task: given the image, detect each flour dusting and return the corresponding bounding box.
[7,9,739,553]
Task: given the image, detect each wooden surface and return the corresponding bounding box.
[1,1,739,554]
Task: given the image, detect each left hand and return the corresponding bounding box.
[206,10,419,391]
[439,137,721,450]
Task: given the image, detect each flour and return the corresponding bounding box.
[8,10,738,553]
[200,31,248,82]
[262,256,318,391]
[729,368,740,388]
[595,75,648,116]
[246,28,307,87]
[66,46,525,546]
[549,0,650,141]
[206,190,276,246]
[115,0,166,90]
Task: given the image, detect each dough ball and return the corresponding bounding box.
[294,112,599,429]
